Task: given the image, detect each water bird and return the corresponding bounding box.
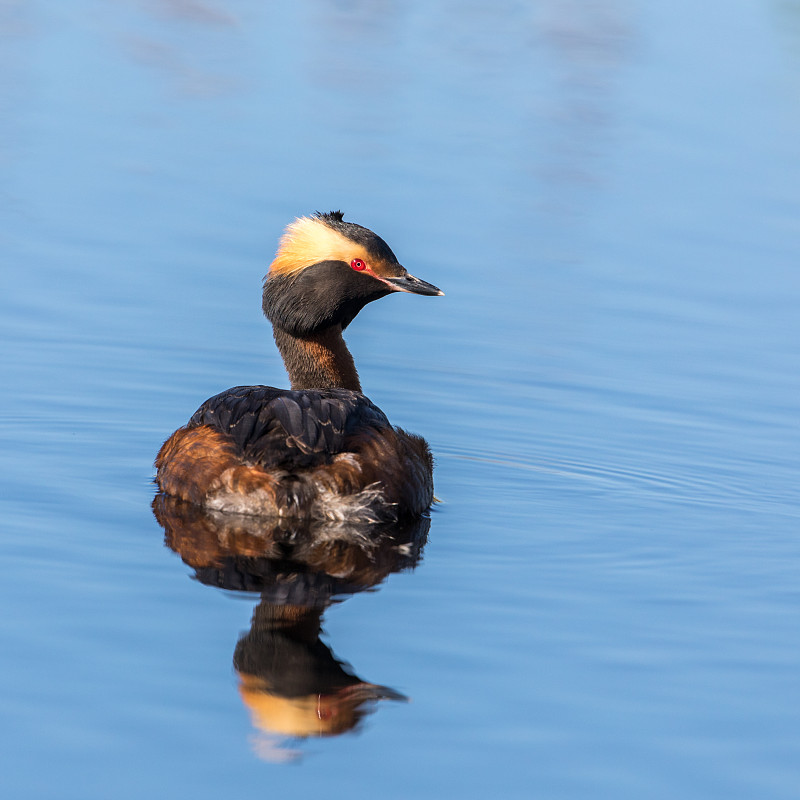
[155,211,443,522]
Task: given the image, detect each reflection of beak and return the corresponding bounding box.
[337,682,409,703]
[382,272,444,296]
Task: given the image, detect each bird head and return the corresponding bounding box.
[263,211,443,336]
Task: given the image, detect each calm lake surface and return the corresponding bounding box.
[2,1,800,797]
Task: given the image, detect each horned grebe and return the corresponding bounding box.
[155,212,442,522]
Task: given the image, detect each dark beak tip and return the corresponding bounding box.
[411,282,444,297]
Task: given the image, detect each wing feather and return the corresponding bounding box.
[188,386,390,470]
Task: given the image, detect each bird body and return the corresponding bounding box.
[155,212,442,522]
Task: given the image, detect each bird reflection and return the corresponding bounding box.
[153,494,429,760]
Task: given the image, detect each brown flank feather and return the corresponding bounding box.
[155,421,432,521]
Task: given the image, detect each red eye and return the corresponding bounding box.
[351,259,366,271]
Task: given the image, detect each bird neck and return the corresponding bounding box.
[273,325,362,392]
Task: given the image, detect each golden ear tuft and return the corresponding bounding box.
[269,216,361,277]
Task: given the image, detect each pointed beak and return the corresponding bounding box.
[382,272,444,296]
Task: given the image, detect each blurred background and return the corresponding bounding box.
[1,1,800,797]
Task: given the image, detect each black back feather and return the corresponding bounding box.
[188,386,390,470]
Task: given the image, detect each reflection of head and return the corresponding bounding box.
[234,603,406,741]
[234,604,358,698]
[238,677,405,739]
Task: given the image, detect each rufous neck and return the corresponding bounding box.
[273,325,362,392]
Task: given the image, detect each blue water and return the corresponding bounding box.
[2,1,800,797]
